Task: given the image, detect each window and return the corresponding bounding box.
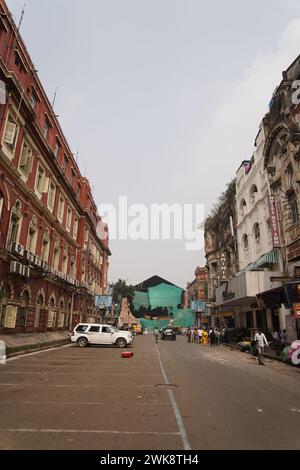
[75,324,88,332]
[19,140,33,177]
[53,240,60,270]
[89,326,100,332]
[62,248,68,274]
[77,184,81,199]
[47,182,56,211]
[35,164,48,194]
[66,207,72,232]
[27,224,37,254]
[8,213,20,246]
[41,231,50,262]
[288,191,299,225]
[0,193,4,219]
[102,326,111,333]
[2,113,18,157]
[35,294,43,328]
[250,185,258,202]
[243,234,249,249]
[30,88,38,110]
[70,170,75,187]
[73,216,78,240]
[54,140,60,159]
[58,196,65,222]
[254,223,260,240]
[62,155,68,174]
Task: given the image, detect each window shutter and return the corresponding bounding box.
[26,152,33,174]
[42,177,50,193]
[4,121,17,145]
[20,144,29,167]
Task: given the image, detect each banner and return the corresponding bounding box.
[95,295,112,308]
[268,196,281,248]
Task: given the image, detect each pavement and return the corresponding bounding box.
[0,335,299,450]
[0,331,71,357]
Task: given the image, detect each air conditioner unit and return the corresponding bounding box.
[10,261,23,275]
[42,262,50,272]
[24,250,35,263]
[34,256,43,268]
[23,266,30,278]
[10,242,25,257]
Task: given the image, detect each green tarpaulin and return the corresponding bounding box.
[132,291,150,312]
[140,309,195,330]
[148,283,183,309]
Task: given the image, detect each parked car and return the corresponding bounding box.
[71,323,134,348]
[161,327,176,341]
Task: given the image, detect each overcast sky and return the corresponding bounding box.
[6,0,300,288]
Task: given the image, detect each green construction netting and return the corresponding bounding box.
[140,309,195,330]
[133,291,150,311]
[148,283,183,309]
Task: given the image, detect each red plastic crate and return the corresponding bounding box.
[121,351,133,358]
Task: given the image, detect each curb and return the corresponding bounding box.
[6,338,70,358]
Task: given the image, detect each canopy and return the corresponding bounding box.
[246,249,279,271]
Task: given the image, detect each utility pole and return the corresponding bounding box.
[17,4,26,32]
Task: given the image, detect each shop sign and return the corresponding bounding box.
[293,304,300,318]
[268,196,281,248]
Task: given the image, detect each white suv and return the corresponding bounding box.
[71,323,134,348]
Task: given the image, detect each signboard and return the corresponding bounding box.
[95,295,112,309]
[293,304,300,318]
[268,196,281,248]
[191,300,206,312]
[220,252,228,281]
[4,305,17,328]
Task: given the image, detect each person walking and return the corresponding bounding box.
[187,327,192,343]
[154,327,159,344]
[254,329,269,365]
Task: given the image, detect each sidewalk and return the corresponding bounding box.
[0,331,71,357]
[223,341,285,363]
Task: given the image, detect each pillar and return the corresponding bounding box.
[278,304,290,331]
[266,308,273,332]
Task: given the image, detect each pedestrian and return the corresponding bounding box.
[209,328,215,346]
[198,327,203,344]
[193,327,199,344]
[254,329,269,365]
[202,328,208,345]
[215,328,220,346]
[154,327,159,343]
[187,327,192,343]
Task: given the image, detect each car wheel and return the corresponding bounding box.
[77,337,88,348]
[116,338,127,348]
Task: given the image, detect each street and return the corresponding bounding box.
[0,336,299,450]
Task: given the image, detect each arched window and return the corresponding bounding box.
[16,290,29,328]
[0,192,4,219]
[53,239,60,270]
[0,285,11,327]
[288,191,299,225]
[240,199,247,211]
[41,229,50,262]
[254,223,260,240]
[7,200,22,248]
[250,185,258,202]
[35,294,44,328]
[243,234,249,249]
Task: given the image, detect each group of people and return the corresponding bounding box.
[187,327,221,346]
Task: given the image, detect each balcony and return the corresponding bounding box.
[216,270,284,307]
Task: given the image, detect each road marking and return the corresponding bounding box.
[290,408,300,413]
[154,343,191,451]
[0,428,180,437]
[0,383,157,388]
[0,401,170,406]
[7,344,72,362]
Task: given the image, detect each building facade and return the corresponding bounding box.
[0,0,111,334]
[204,181,239,327]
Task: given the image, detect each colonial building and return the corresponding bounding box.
[215,122,284,332]
[184,267,208,325]
[0,0,111,334]
[204,180,239,327]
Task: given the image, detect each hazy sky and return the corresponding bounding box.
[6,0,300,287]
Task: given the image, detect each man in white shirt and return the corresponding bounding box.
[254,329,269,365]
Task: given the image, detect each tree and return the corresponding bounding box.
[111,279,135,303]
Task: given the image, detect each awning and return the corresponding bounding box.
[247,249,278,271]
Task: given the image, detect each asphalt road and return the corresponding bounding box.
[0,335,299,450]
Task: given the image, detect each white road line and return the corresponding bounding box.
[154,343,191,451]
[0,383,157,388]
[7,344,72,362]
[0,401,170,406]
[0,428,180,437]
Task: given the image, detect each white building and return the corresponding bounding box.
[215,123,286,333]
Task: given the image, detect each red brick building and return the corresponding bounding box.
[0,0,111,334]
